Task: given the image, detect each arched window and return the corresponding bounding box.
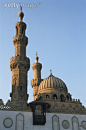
[16,27,18,35]
[72,116,79,130]
[67,95,69,100]
[16,113,24,130]
[53,94,57,99]
[35,105,42,115]
[70,96,72,101]
[60,94,65,102]
[46,95,50,99]
[52,115,60,130]
[20,86,22,91]
[22,26,25,35]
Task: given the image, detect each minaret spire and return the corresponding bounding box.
[36,51,37,56]
[20,5,22,11]
[50,69,52,75]
[35,52,39,63]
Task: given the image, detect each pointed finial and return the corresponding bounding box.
[18,6,24,22]
[50,70,52,75]
[36,52,37,56]
[20,5,22,11]
[35,52,39,63]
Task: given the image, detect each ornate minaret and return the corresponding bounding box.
[31,54,43,100]
[10,8,30,107]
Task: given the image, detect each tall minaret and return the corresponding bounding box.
[31,54,43,100]
[10,8,30,107]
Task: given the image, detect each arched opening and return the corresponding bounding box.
[72,116,79,130]
[16,27,18,35]
[53,94,57,100]
[60,94,65,102]
[70,96,72,101]
[35,105,42,115]
[20,86,22,91]
[22,26,25,35]
[67,95,69,100]
[30,103,47,125]
[46,95,50,99]
[52,115,60,130]
[16,113,24,130]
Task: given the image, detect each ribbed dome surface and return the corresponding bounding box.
[38,74,67,91]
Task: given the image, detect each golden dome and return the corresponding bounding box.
[38,74,67,92]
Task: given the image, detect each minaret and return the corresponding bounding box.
[31,53,43,100]
[10,8,30,107]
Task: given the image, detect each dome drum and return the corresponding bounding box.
[37,91,71,102]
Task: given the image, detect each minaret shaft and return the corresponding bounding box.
[31,55,43,100]
[10,10,30,106]
[15,43,26,57]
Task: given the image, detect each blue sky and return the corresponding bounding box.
[0,0,86,106]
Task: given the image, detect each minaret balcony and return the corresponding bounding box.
[10,56,30,62]
[10,56,30,70]
[13,35,28,46]
[31,79,43,87]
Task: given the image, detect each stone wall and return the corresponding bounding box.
[0,110,86,130]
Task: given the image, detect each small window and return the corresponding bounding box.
[67,95,69,100]
[35,105,42,115]
[33,104,46,125]
[46,95,50,99]
[22,26,25,35]
[70,97,72,101]
[60,94,65,102]
[16,27,18,35]
[20,86,22,91]
[53,94,57,99]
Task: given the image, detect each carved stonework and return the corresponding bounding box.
[81,121,86,129]
[31,79,43,87]
[46,102,86,114]
[16,113,24,130]
[3,118,13,128]
[6,100,11,106]
[13,35,28,46]
[72,116,79,130]
[52,115,60,130]
[10,58,30,71]
[62,120,69,129]
[0,99,4,105]
[0,99,86,114]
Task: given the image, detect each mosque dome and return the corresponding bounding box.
[38,74,67,94]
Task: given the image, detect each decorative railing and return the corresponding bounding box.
[0,105,11,110]
[10,56,29,62]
